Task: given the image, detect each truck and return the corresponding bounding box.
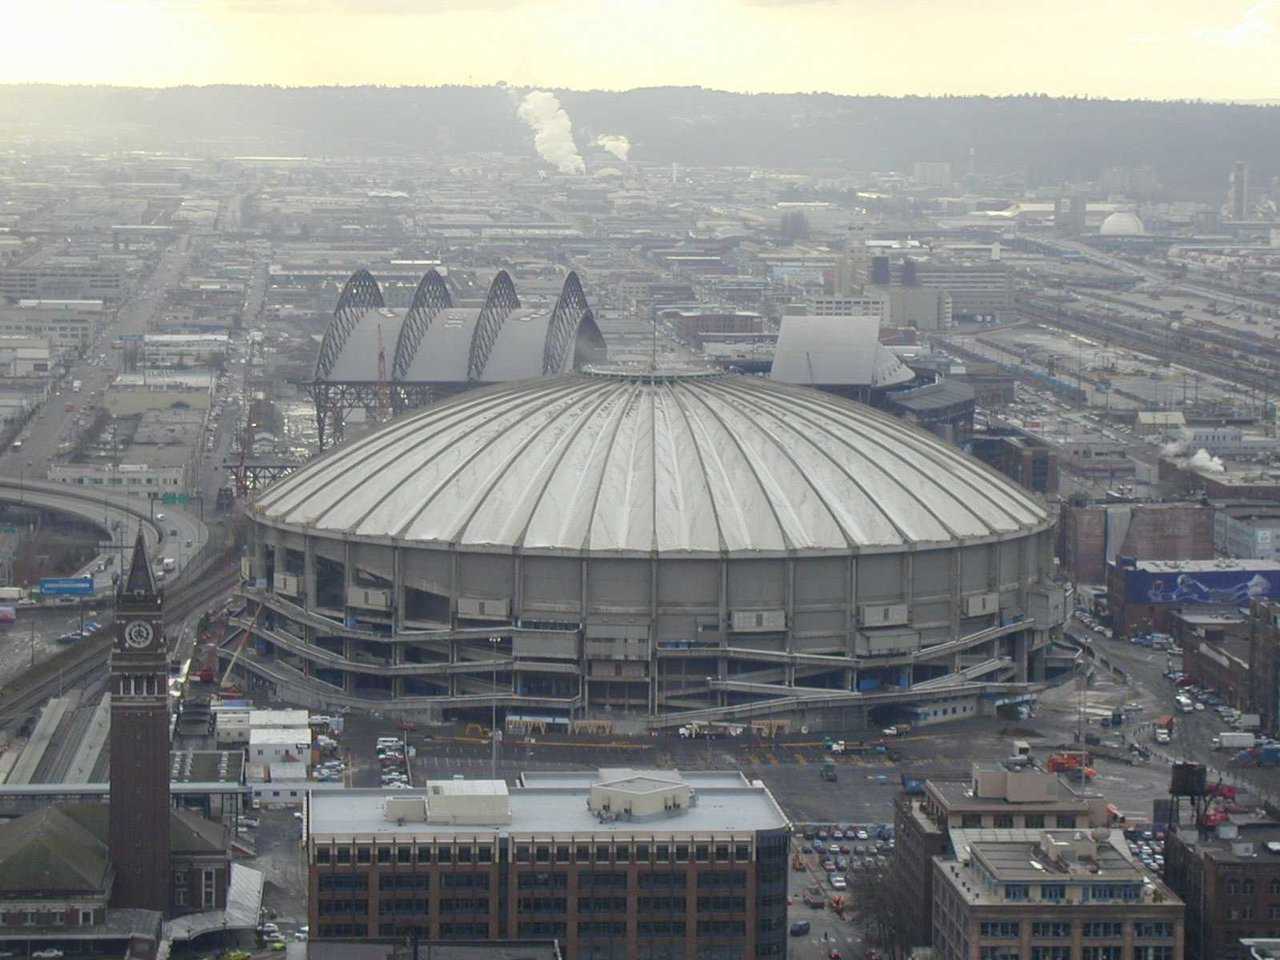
[1215,731,1256,751]
[0,587,25,603]
[1236,713,1262,731]
[162,557,177,573]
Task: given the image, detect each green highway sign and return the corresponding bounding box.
[160,493,190,505]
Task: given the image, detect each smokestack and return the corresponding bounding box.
[517,90,585,175]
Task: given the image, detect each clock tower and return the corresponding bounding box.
[109,531,170,912]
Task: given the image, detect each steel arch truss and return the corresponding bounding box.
[466,270,520,382]
[314,269,384,381]
[542,271,600,375]
[392,269,453,382]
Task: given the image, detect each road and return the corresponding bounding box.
[1079,622,1280,805]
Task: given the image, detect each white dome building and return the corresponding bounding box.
[1100,211,1146,237]
[234,372,1064,725]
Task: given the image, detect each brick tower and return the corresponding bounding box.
[109,531,170,911]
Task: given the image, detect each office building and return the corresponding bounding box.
[893,767,1109,949]
[1217,508,1280,562]
[0,299,101,354]
[1164,820,1280,960]
[933,829,1183,960]
[1231,161,1250,221]
[305,769,790,960]
[913,161,953,189]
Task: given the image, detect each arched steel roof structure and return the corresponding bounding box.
[391,269,453,381]
[314,269,385,382]
[305,269,606,449]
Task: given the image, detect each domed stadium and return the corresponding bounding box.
[232,372,1065,729]
[1099,211,1146,237]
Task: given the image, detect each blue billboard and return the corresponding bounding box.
[39,576,95,597]
[1123,567,1280,605]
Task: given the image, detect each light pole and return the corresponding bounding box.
[490,634,501,781]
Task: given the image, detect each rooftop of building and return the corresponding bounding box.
[307,769,788,839]
[1116,558,1280,573]
[1172,820,1280,862]
[928,769,1094,813]
[971,831,1139,882]
[248,727,311,745]
[169,750,245,785]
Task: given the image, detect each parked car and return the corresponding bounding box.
[790,921,811,937]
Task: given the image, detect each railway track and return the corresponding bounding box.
[0,564,239,726]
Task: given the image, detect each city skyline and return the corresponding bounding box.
[2,0,1278,100]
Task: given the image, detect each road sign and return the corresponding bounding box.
[160,493,190,505]
[0,526,16,534]
[39,576,95,597]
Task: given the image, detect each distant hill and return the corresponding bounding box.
[0,84,1275,197]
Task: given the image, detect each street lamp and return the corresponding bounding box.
[489,634,502,781]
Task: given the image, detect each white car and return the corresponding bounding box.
[260,923,280,935]
[33,951,64,960]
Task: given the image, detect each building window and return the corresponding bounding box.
[1056,815,1077,828]
[576,845,590,862]
[993,814,1014,829]
[336,848,350,864]
[961,814,983,828]
[1082,949,1122,960]
[1083,922,1124,938]
[356,847,371,864]
[79,910,94,926]
[398,847,411,864]
[695,845,710,862]
[377,847,391,864]
[656,844,670,862]
[1133,921,1173,938]
[556,846,570,863]
[1041,884,1066,902]
[595,845,609,862]
[1227,906,1255,920]
[979,921,1020,938]
[1133,949,1174,960]
[1032,921,1071,938]
[535,846,550,863]
[1004,884,1029,902]
[202,868,217,908]
[175,888,188,907]
[1031,949,1071,960]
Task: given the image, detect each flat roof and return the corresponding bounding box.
[309,770,788,838]
[929,778,1091,813]
[972,836,1139,882]
[1121,558,1280,573]
[249,727,311,745]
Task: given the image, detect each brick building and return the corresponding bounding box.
[933,829,1183,960]
[1182,629,1253,710]
[969,431,1059,496]
[1164,821,1280,960]
[305,770,789,960]
[892,766,1109,951]
[1249,599,1280,737]
[1107,558,1280,638]
[1062,502,1215,586]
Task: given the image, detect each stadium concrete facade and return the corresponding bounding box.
[229,371,1066,729]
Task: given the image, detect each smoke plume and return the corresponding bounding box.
[1187,448,1225,473]
[1160,439,1188,458]
[594,134,632,161]
[517,90,584,175]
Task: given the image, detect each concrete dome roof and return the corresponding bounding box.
[1100,211,1145,237]
[254,372,1047,556]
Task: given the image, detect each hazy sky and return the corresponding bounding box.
[3,0,1278,100]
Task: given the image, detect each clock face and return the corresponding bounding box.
[124,620,155,649]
